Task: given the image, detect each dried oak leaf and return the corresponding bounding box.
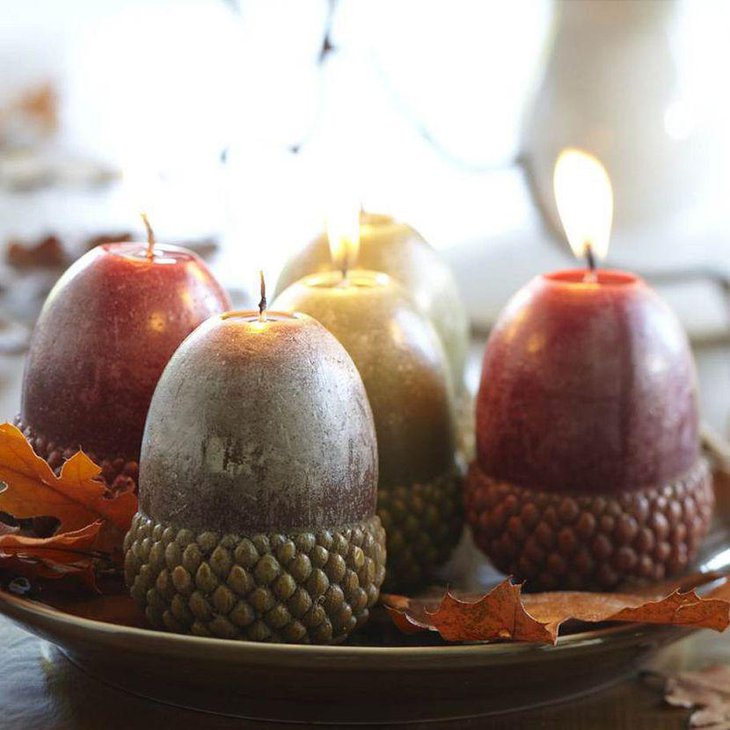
[653,665,730,728]
[0,521,101,566]
[0,522,102,587]
[0,422,136,563]
[383,576,730,644]
[6,234,66,269]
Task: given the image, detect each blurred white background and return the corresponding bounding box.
[1,0,730,335]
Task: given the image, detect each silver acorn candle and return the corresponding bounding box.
[124,277,386,644]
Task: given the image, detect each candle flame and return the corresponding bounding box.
[554,148,613,263]
[326,200,360,279]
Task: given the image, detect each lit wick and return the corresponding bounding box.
[258,270,268,322]
[340,248,350,285]
[326,203,360,287]
[141,212,155,260]
[583,242,597,283]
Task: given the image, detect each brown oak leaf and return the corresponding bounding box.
[0,521,102,586]
[383,576,730,644]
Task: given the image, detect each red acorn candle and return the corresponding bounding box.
[466,150,713,591]
[16,216,231,490]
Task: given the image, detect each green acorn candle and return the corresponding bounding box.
[124,280,385,644]
[274,222,462,593]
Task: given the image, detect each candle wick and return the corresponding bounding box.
[258,270,268,322]
[583,242,598,283]
[141,213,155,260]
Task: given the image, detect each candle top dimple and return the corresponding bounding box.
[220,310,300,323]
[544,269,640,287]
[103,241,199,266]
[217,310,312,337]
[302,269,392,290]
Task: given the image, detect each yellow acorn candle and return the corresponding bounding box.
[273,211,462,592]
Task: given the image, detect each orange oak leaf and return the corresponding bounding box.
[0,555,95,585]
[523,588,730,636]
[383,576,730,644]
[0,520,102,563]
[0,521,102,586]
[0,422,137,560]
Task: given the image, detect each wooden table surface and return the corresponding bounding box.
[2,339,730,729]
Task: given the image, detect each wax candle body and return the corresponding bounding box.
[275,212,469,392]
[477,270,699,492]
[125,311,385,643]
[140,312,378,531]
[467,270,713,589]
[274,271,454,488]
[19,243,230,485]
[274,271,462,590]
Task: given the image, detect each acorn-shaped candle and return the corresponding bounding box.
[466,150,713,591]
[275,210,469,395]
[124,278,386,644]
[17,216,230,490]
[274,217,461,592]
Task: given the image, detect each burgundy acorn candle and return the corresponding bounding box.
[17,216,231,489]
[466,150,714,591]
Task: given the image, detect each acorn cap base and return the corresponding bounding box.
[465,458,713,591]
[379,467,463,593]
[123,513,386,644]
[14,415,138,489]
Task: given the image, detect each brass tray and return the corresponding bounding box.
[3,527,729,725]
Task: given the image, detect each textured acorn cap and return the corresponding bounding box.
[139,312,378,534]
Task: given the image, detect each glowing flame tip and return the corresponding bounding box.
[554,148,613,263]
[326,200,361,277]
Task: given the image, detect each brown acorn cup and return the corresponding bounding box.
[124,513,386,644]
[465,458,714,592]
